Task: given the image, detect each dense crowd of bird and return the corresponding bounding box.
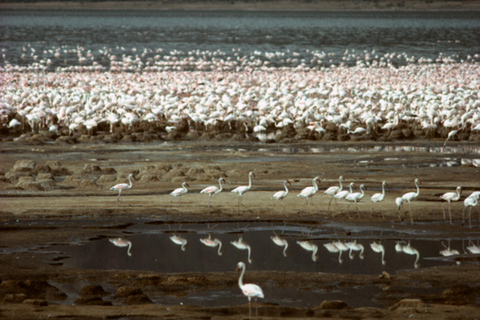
[110,171,480,227]
[1,48,480,144]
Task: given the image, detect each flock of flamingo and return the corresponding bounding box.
[1,47,480,145]
[110,171,480,227]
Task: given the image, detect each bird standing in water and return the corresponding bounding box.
[236,261,264,318]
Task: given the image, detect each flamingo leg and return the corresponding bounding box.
[448,202,452,225]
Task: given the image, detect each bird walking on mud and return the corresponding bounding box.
[236,261,264,318]
[170,182,189,205]
[200,177,225,207]
[109,174,134,202]
[297,176,320,206]
[231,171,255,206]
[272,180,290,209]
[440,186,462,225]
[324,175,343,210]
[401,179,421,224]
[371,181,387,218]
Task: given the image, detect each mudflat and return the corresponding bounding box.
[1,140,479,319]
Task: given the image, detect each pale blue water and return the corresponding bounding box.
[1,10,479,70]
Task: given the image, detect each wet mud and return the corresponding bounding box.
[1,140,480,319]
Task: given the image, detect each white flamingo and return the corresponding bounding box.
[463,192,480,227]
[345,240,365,259]
[401,178,421,224]
[272,180,290,202]
[231,171,255,205]
[109,173,133,202]
[236,261,264,318]
[370,181,387,218]
[334,182,355,205]
[170,182,189,205]
[200,177,225,207]
[231,236,253,263]
[109,238,132,256]
[324,175,343,210]
[440,186,462,224]
[297,176,321,206]
[346,184,365,218]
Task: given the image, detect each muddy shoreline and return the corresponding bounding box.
[1,140,480,318]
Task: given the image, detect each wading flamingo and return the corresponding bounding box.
[170,182,189,205]
[440,186,462,224]
[231,171,255,205]
[236,261,264,318]
[371,181,387,218]
[346,184,365,218]
[401,179,421,224]
[324,175,343,210]
[200,177,225,207]
[297,176,320,206]
[109,174,133,202]
[463,192,480,227]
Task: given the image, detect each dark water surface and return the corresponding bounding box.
[2,10,479,69]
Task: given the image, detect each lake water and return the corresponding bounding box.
[2,10,479,70]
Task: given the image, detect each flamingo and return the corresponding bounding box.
[370,241,386,265]
[236,261,264,318]
[466,240,480,254]
[272,180,290,204]
[170,182,189,205]
[109,238,132,256]
[270,234,289,257]
[345,240,365,259]
[440,186,462,224]
[370,181,386,218]
[401,178,421,224]
[345,184,365,218]
[444,129,458,147]
[170,235,188,251]
[200,234,223,255]
[231,236,253,263]
[109,173,133,202]
[463,192,480,227]
[324,175,343,210]
[297,176,321,206]
[334,182,355,204]
[297,240,318,262]
[200,177,225,207]
[231,171,255,205]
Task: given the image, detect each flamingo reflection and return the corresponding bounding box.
[370,241,386,265]
[271,234,289,257]
[345,240,365,259]
[170,235,188,251]
[231,236,253,263]
[109,238,132,256]
[439,240,459,257]
[466,240,480,254]
[323,241,344,263]
[200,234,223,256]
[297,240,319,262]
[395,241,420,268]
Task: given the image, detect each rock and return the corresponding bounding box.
[12,160,36,172]
[3,293,27,303]
[115,286,143,297]
[389,298,426,311]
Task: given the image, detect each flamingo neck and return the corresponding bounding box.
[415,180,420,196]
[313,178,318,192]
[338,178,343,192]
[238,264,245,288]
[216,240,223,255]
[127,242,132,256]
[247,173,253,188]
[127,175,133,188]
[381,182,385,196]
[218,179,224,192]
[284,181,289,193]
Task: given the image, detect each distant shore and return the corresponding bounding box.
[1,0,479,11]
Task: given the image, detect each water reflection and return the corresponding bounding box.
[270,234,289,257]
[200,234,223,256]
[170,235,188,251]
[109,238,133,257]
[297,240,319,262]
[395,241,420,269]
[231,236,253,263]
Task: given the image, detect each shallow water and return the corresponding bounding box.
[2,10,479,69]
[46,221,479,308]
